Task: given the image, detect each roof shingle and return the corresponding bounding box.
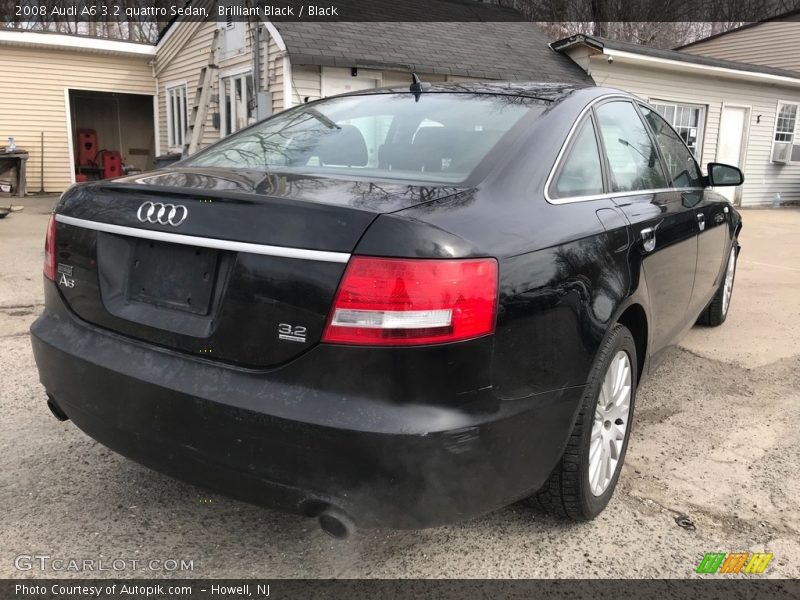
[272,21,592,84]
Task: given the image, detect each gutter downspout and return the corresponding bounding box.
[150,58,161,157]
[253,20,261,94]
[257,18,293,111]
[283,53,293,110]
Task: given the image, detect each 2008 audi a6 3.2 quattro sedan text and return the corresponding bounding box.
[31,82,743,538]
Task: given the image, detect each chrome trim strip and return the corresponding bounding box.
[55,214,352,264]
[548,187,706,204]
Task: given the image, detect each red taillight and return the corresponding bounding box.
[44,214,57,281]
[322,256,498,346]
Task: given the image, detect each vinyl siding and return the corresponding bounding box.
[154,21,203,78]
[588,57,800,205]
[290,64,322,105]
[155,21,264,155]
[681,22,800,73]
[296,66,485,101]
[156,22,495,152]
[267,36,285,114]
[0,44,154,192]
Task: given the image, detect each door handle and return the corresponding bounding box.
[641,227,656,253]
[696,212,706,232]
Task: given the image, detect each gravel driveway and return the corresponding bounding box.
[2,197,798,578]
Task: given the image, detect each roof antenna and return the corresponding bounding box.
[410,72,430,101]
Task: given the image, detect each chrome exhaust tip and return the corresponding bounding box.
[317,506,355,540]
[46,396,69,422]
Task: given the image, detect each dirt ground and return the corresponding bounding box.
[1,197,798,579]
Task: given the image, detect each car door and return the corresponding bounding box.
[639,104,730,319]
[593,99,699,355]
[689,193,731,315]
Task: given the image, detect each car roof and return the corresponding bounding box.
[333,81,597,103]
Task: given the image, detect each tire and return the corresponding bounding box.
[527,324,637,520]
[696,243,737,327]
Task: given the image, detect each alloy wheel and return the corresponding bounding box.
[722,247,736,315]
[589,350,632,497]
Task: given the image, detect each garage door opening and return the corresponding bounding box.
[68,90,154,182]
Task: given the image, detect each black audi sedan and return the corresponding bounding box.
[31,82,742,537]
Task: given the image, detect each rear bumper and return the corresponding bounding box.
[30,286,584,529]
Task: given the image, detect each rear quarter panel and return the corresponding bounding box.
[376,94,640,400]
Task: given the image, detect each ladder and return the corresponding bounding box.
[184,29,219,156]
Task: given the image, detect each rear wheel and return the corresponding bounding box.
[697,243,737,327]
[528,324,637,520]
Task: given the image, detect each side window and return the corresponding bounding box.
[640,105,703,188]
[595,101,667,193]
[552,118,604,198]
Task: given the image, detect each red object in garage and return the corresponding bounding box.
[77,129,98,166]
[75,173,88,183]
[100,151,122,179]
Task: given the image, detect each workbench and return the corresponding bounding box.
[0,150,28,197]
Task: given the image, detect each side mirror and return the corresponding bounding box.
[707,162,744,187]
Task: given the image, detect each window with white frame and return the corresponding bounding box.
[650,100,706,160]
[774,101,798,143]
[166,84,188,152]
[220,72,254,137]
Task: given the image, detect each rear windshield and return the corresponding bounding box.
[184,92,543,183]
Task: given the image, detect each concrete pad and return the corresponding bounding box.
[680,207,800,367]
[0,194,58,312]
[1,196,798,578]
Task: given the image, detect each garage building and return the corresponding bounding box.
[0,30,156,193]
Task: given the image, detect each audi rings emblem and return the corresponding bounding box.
[136,202,188,227]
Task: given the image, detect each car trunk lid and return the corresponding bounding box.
[52,169,464,368]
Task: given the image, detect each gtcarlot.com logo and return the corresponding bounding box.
[696,552,773,574]
[14,554,194,572]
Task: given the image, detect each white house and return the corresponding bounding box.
[553,33,800,206]
[3,3,800,207]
